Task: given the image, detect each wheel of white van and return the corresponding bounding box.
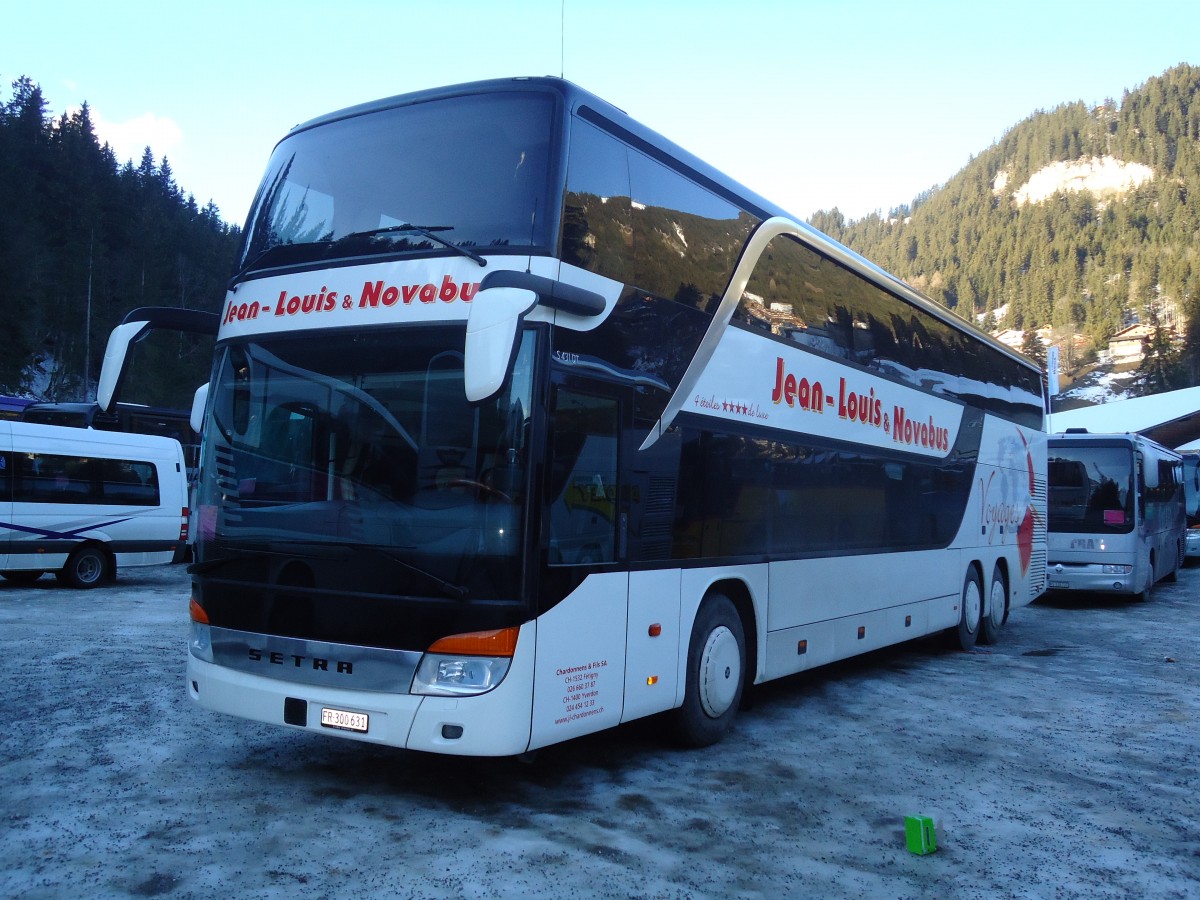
[670,592,746,748]
[952,567,982,651]
[58,546,109,589]
[977,565,1007,645]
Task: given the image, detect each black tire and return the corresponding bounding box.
[1,570,45,585]
[57,545,109,589]
[978,564,1007,645]
[670,593,746,748]
[951,567,982,651]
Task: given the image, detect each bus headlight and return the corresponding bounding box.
[189,597,213,662]
[410,627,519,697]
[189,621,213,662]
[412,655,511,696]
[1101,564,1132,575]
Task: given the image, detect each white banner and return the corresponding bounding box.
[686,327,964,459]
[218,258,509,341]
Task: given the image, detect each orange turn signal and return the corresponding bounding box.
[189,598,209,624]
[427,627,519,657]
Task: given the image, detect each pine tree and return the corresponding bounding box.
[1137,310,1184,394]
[1019,328,1046,368]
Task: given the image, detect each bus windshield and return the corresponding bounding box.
[1048,445,1134,534]
[237,91,557,274]
[195,326,537,613]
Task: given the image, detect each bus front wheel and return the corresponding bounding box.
[951,567,982,651]
[670,593,746,748]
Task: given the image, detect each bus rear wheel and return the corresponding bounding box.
[977,565,1007,645]
[57,545,110,589]
[670,592,746,748]
[951,567,982,651]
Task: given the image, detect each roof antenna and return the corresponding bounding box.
[560,0,565,79]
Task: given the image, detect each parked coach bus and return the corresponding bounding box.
[0,421,188,587]
[1047,430,1184,599]
[99,77,1048,756]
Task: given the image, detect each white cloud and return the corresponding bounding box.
[80,106,184,166]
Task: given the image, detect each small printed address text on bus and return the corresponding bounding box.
[553,659,607,726]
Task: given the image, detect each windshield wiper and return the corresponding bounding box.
[367,546,469,601]
[228,242,315,286]
[230,224,486,286]
[342,223,487,267]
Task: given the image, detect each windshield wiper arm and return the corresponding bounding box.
[344,223,487,267]
[369,546,469,601]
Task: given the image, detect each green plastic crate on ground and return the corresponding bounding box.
[905,815,937,855]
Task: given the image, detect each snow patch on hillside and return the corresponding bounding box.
[995,156,1153,205]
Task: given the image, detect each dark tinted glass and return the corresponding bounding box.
[628,151,755,307]
[1048,446,1134,533]
[740,235,1043,428]
[197,326,537,608]
[548,390,619,565]
[12,454,159,506]
[673,427,972,559]
[240,92,558,271]
[561,120,632,281]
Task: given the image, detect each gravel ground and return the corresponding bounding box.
[2,562,1197,899]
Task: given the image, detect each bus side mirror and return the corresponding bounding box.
[463,287,538,402]
[190,383,210,435]
[97,319,152,412]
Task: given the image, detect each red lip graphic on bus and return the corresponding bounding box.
[1017,508,1034,574]
[1016,430,1035,575]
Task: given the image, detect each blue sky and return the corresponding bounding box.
[4,1,1197,226]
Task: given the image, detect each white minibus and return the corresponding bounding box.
[0,421,188,587]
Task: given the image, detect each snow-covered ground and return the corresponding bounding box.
[1056,366,1141,406]
[2,564,1198,898]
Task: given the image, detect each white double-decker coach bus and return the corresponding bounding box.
[103,77,1047,756]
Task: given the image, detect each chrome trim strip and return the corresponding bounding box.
[641,217,807,449]
[207,626,422,694]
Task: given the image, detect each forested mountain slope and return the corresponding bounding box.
[0,76,239,402]
[815,64,1200,392]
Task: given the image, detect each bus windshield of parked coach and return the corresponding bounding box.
[237,91,558,274]
[1048,445,1134,534]
[195,326,537,602]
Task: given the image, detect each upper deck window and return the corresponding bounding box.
[238,92,558,275]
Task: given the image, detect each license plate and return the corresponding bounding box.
[320,707,369,733]
[1049,580,1068,589]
